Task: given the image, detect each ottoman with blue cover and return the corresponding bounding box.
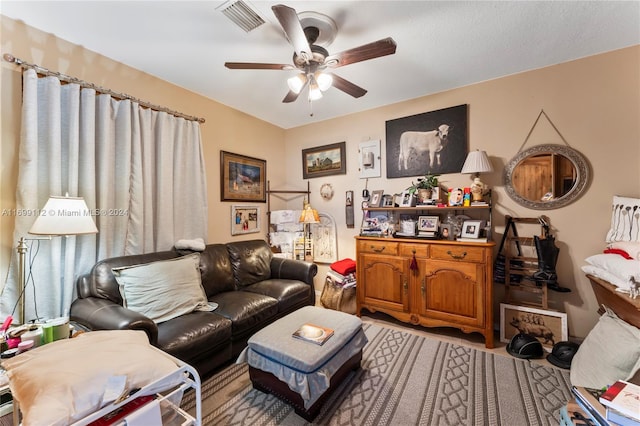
[237,306,367,421]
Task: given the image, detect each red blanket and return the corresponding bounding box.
[331,258,356,275]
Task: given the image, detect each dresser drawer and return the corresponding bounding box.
[399,244,429,258]
[430,244,485,263]
[357,240,398,255]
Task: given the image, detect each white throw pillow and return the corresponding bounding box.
[570,308,640,389]
[605,195,640,243]
[113,253,211,323]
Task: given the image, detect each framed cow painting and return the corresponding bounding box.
[499,303,568,352]
[385,104,468,178]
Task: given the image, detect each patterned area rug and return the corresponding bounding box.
[181,323,571,425]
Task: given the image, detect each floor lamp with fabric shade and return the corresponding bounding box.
[16,195,98,324]
[298,200,319,262]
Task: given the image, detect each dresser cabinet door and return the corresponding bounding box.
[418,259,485,327]
[359,254,410,313]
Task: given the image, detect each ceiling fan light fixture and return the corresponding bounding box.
[287,74,307,94]
[315,72,333,91]
[308,81,323,101]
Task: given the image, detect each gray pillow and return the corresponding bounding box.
[570,307,640,389]
[113,253,211,323]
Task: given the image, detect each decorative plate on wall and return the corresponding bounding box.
[320,183,334,200]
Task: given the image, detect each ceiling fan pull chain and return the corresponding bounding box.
[308,99,314,117]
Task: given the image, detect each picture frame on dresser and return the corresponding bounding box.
[461,220,482,238]
[369,190,384,208]
[418,216,439,233]
[439,223,454,240]
[500,303,568,351]
[399,190,416,207]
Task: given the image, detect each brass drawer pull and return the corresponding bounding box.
[371,245,386,253]
[447,250,467,260]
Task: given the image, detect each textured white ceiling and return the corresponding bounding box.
[2,1,639,129]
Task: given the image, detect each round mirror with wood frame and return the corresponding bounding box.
[504,144,590,210]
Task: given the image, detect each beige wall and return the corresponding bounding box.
[284,45,640,338]
[2,16,639,338]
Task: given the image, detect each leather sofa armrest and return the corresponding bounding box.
[69,297,159,345]
[270,257,318,285]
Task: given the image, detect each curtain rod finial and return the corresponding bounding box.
[3,53,16,63]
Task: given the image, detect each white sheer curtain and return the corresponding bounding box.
[1,69,208,322]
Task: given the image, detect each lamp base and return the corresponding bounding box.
[471,177,486,202]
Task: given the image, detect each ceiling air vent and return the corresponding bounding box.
[218,0,265,33]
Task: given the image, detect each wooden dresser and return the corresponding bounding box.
[355,236,496,348]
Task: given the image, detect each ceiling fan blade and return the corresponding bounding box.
[272,4,312,61]
[282,90,300,103]
[325,37,397,68]
[225,62,293,70]
[282,80,308,103]
[330,74,367,98]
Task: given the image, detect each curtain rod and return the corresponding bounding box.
[3,53,205,124]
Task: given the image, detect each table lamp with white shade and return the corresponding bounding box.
[461,150,494,202]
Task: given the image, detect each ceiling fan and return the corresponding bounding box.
[224,4,397,104]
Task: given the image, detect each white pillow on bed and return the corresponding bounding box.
[605,195,640,243]
[581,265,634,291]
[610,241,640,260]
[585,253,640,282]
[113,253,212,323]
[2,330,181,426]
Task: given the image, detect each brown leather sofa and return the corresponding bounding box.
[70,239,317,378]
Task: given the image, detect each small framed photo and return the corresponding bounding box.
[231,205,261,235]
[418,216,439,232]
[399,190,416,207]
[431,186,442,203]
[370,190,384,208]
[500,303,568,352]
[461,220,482,238]
[448,187,464,206]
[439,223,454,240]
[381,194,394,207]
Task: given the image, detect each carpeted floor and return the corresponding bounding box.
[181,323,572,425]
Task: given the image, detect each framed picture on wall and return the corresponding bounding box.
[221,151,266,202]
[385,104,468,178]
[302,142,346,179]
[231,205,261,235]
